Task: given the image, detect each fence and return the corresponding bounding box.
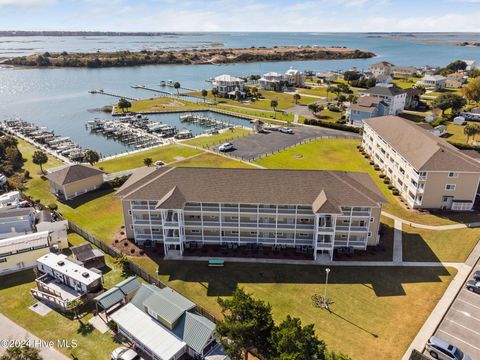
[67,220,218,324]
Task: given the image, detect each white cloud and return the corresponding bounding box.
[0,0,56,7]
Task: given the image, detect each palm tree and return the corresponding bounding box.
[174,82,181,95]
[211,88,219,102]
[143,158,153,167]
[201,89,208,103]
[32,150,48,174]
[326,85,335,102]
[464,124,477,143]
[83,149,100,165]
[67,299,83,323]
[270,99,279,118]
[293,93,301,104]
[250,86,258,100]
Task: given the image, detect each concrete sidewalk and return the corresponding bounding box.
[0,313,69,360]
[393,219,403,264]
[402,240,480,359]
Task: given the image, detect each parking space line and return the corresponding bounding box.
[456,298,480,311]
[437,329,480,352]
[450,307,480,323]
[445,318,480,336]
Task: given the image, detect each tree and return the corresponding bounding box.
[250,86,258,99]
[117,98,131,113]
[464,124,478,143]
[83,149,100,165]
[462,77,480,103]
[32,150,48,174]
[343,70,362,84]
[308,103,321,115]
[235,90,241,101]
[270,99,279,117]
[0,344,42,360]
[293,93,301,104]
[326,85,335,102]
[431,93,466,116]
[270,315,326,360]
[67,299,83,323]
[445,60,467,73]
[201,89,208,102]
[211,87,219,102]
[217,288,275,360]
[143,158,153,167]
[174,82,181,94]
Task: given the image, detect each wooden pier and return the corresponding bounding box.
[88,89,139,101]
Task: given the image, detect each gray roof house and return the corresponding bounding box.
[110,283,224,360]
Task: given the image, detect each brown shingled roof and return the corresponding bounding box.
[46,164,104,186]
[364,116,480,172]
[116,167,387,214]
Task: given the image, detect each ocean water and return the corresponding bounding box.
[1,32,480,155]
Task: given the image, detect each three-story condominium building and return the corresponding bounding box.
[116,167,387,260]
[363,116,480,210]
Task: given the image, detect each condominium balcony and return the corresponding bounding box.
[135,234,164,241]
[340,210,371,217]
[131,204,150,210]
[335,225,369,232]
[334,239,367,248]
[317,227,335,233]
[163,221,180,227]
[164,236,181,243]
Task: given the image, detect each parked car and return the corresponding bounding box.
[473,270,480,281]
[155,160,165,167]
[425,336,471,360]
[219,142,234,152]
[279,127,294,134]
[111,346,142,360]
[466,280,480,294]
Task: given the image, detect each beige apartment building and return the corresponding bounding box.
[363,116,480,210]
[115,167,386,260]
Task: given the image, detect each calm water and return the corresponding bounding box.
[1,32,480,155]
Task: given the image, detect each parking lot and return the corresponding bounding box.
[432,261,480,359]
[211,125,358,160]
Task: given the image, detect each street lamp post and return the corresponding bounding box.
[322,268,331,310]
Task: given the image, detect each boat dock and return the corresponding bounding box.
[179,113,236,130]
[86,114,179,150]
[88,89,139,101]
[131,85,174,96]
[1,119,86,163]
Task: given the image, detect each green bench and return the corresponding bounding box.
[208,259,225,267]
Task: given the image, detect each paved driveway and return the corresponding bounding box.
[211,125,358,161]
[431,261,480,359]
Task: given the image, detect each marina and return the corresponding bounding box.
[179,112,236,130]
[1,118,86,163]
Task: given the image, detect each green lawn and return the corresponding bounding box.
[402,225,480,262]
[97,144,204,173]
[116,97,202,114]
[17,138,64,175]
[214,104,298,123]
[0,232,126,360]
[189,90,318,111]
[446,121,476,145]
[175,152,256,168]
[182,127,251,148]
[152,260,456,360]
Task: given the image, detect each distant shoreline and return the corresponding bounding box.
[0,30,180,37]
[5,46,375,68]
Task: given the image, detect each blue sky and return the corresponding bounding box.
[1,0,480,32]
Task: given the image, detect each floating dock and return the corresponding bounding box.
[88,89,139,101]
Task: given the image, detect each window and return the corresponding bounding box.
[448,172,458,178]
[250,231,257,235]
[231,231,239,235]
[191,230,200,234]
[445,184,456,191]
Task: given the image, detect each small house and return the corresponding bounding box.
[70,242,105,269]
[46,164,104,201]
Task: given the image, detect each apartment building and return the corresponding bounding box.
[363,116,480,210]
[116,167,387,260]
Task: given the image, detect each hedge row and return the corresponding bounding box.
[304,119,361,133]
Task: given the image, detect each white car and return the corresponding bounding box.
[155,160,165,167]
[111,346,142,360]
[219,142,234,152]
[279,127,294,134]
[425,336,471,360]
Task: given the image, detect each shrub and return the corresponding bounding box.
[304,118,360,133]
[123,242,129,247]
[379,174,386,178]
[369,161,375,165]
[24,170,30,179]
[392,190,400,196]
[130,248,135,254]
[48,203,58,210]
[107,321,117,332]
[383,179,390,184]
[374,165,380,171]
[388,185,394,190]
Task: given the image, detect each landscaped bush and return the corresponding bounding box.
[374,165,380,171]
[47,203,58,210]
[23,170,30,179]
[304,118,361,133]
[379,174,386,178]
[130,248,135,254]
[107,175,130,188]
[383,179,390,184]
[107,321,117,332]
[392,190,400,196]
[388,185,394,190]
[369,161,375,165]
[123,242,129,247]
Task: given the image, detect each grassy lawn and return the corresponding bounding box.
[152,260,456,360]
[182,127,251,148]
[253,138,479,226]
[0,232,126,359]
[190,90,318,111]
[175,152,255,168]
[445,121,475,144]
[17,138,64,175]
[116,97,202,113]
[97,144,204,173]
[214,104,298,123]
[402,225,480,262]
